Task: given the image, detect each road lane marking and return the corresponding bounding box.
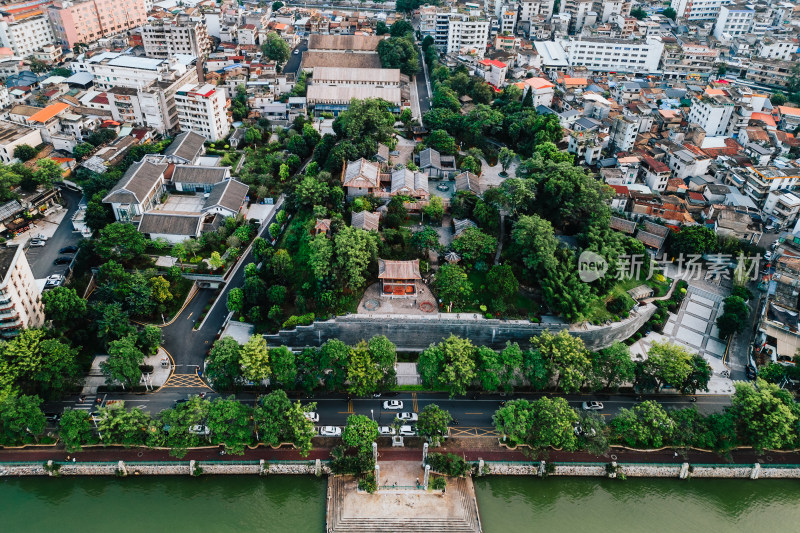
[346,400,354,413]
[186,312,193,320]
[464,412,483,415]
[412,392,418,412]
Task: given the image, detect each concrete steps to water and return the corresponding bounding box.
[326,475,481,533]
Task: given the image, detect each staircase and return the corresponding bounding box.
[326,475,482,533]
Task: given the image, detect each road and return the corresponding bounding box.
[416,49,431,116]
[283,39,308,76]
[24,189,83,279]
[92,390,732,431]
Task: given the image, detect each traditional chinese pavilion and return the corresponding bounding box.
[378,259,422,298]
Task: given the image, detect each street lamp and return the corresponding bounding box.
[370,409,374,421]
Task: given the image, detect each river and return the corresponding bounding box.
[2,475,799,532]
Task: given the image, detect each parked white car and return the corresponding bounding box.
[582,401,604,411]
[188,425,210,435]
[378,426,396,436]
[396,412,418,422]
[304,412,319,422]
[399,425,416,436]
[45,274,64,287]
[29,239,46,247]
[383,400,403,410]
[319,426,341,437]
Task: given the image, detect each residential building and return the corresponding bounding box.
[86,52,195,91]
[559,0,594,33]
[667,146,712,180]
[174,83,231,142]
[713,4,754,41]
[47,0,148,50]
[744,58,797,89]
[0,245,44,338]
[446,12,490,58]
[102,160,168,222]
[641,156,671,192]
[687,90,734,137]
[141,14,211,59]
[342,159,381,198]
[521,76,554,107]
[755,39,796,61]
[609,116,638,153]
[0,120,43,163]
[739,166,800,208]
[660,40,719,80]
[307,67,403,116]
[561,37,664,73]
[764,191,800,230]
[475,58,507,88]
[518,0,556,23]
[567,129,602,165]
[0,13,55,58]
[670,0,730,21]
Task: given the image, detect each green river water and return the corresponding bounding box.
[2,475,799,533]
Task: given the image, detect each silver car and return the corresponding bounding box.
[582,401,604,411]
[383,400,403,410]
[399,425,416,436]
[378,426,396,436]
[319,426,341,437]
[396,412,418,422]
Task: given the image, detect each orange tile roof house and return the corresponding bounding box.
[378,259,422,298]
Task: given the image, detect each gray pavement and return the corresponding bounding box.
[283,39,307,75]
[21,189,83,279]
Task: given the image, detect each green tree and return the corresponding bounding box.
[206,397,254,454]
[451,227,497,266]
[240,335,271,383]
[95,402,151,446]
[646,341,692,390]
[412,226,440,253]
[493,397,579,450]
[332,98,396,144]
[389,19,413,37]
[13,144,37,161]
[530,330,590,393]
[460,155,481,175]
[631,6,647,19]
[262,31,290,64]
[771,92,788,106]
[33,158,63,188]
[609,400,675,448]
[206,336,242,390]
[418,335,477,397]
[681,354,713,394]
[498,147,516,174]
[0,394,45,445]
[335,226,378,292]
[417,404,452,444]
[669,226,717,257]
[320,339,349,391]
[425,129,458,155]
[376,20,389,35]
[101,334,144,389]
[511,214,558,275]
[433,263,473,309]
[226,287,244,314]
[486,265,519,309]
[343,414,379,453]
[41,286,87,326]
[244,127,261,145]
[716,295,750,338]
[94,222,147,262]
[138,325,162,356]
[295,175,330,208]
[346,341,382,397]
[59,408,97,452]
[377,36,418,77]
[587,342,634,391]
[421,195,443,224]
[270,346,297,388]
[663,7,677,20]
[254,390,316,456]
[148,276,172,306]
[477,346,502,391]
[731,379,798,450]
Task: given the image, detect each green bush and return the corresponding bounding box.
[358,473,377,493]
[426,453,470,477]
[281,313,315,329]
[430,476,447,490]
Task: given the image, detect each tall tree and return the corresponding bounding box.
[342,414,379,453]
[269,346,297,388]
[731,379,798,450]
[239,335,271,383]
[206,397,254,454]
[335,226,378,292]
[94,222,147,262]
[101,334,144,389]
[0,394,46,445]
[587,342,634,390]
[346,341,382,397]
[262,31,290,64]
[530,330,590,393]
[418,335,477,397]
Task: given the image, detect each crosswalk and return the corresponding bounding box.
[448,426,499,437]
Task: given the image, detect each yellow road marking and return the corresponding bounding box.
[412,392,418,412]
[347,400,354,413]
[186,312,193,320]
[464,412,483,415]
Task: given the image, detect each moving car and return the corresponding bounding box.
[398,425,416,436]
[59,245,78,254]
[396,412,418,422]
[383,400,403,410]
[582,401,604,411]
[29,239,46,247]
[293,48,299,54]
[378,426,396,436]
[53,256,72,265]
[319,426,342,437]
[304,411,320,422]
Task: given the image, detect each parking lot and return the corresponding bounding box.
[19,189,84,281]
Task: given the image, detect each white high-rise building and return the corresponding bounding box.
[670,0,730,20]
[687,92,735,137]
[141,14,211,59]
[175,83,231,142]
[561,37,664,73]
[518,0,556,23]
[446,14,490,58]
[713,4,754,40]
[0,245,44,338]
[0,14,54,58]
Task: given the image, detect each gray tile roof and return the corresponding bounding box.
[350,210,380,231]
[453,218,477,236]
[454,172,480,193]
[138,213,201,236]
[642,220,670,237]
[203,179,248,213]
[418,148,441,170]
[172,165,230,184]
[164,131,206,163]
[391,168,429,196]
[102,160,167,204]
[343,158,380,188]
[610,216,636,234]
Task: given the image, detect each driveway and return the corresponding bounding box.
[22,189,84,279]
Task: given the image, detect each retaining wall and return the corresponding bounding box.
[264,304,656,351]
[481,462,800,479]
[0,460,328,477]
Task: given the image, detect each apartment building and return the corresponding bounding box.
[713,4,754,40]
[559,0,594,33]
[0,119,43,163]
[47,0,148,50]
[86,52,195,91]
[141,14,211,59]
[0,245,44,338]
[420,7,490,58]
[738,166,800,208]
[660,40,719,80]
[446,13,490,58]
[0,13,55,58]
[175,83,231,142]
[609,116,638,152]
[640,156,671,193]
[475,59,507,87]
[561,36,664,73]
[687,91,734,137]
[518,0,556,23]
[670,0,730,20]
[763,191,800,230]
[744,58,796,89]
[755,39,796,61]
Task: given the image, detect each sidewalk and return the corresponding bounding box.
[7,204,67,245]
